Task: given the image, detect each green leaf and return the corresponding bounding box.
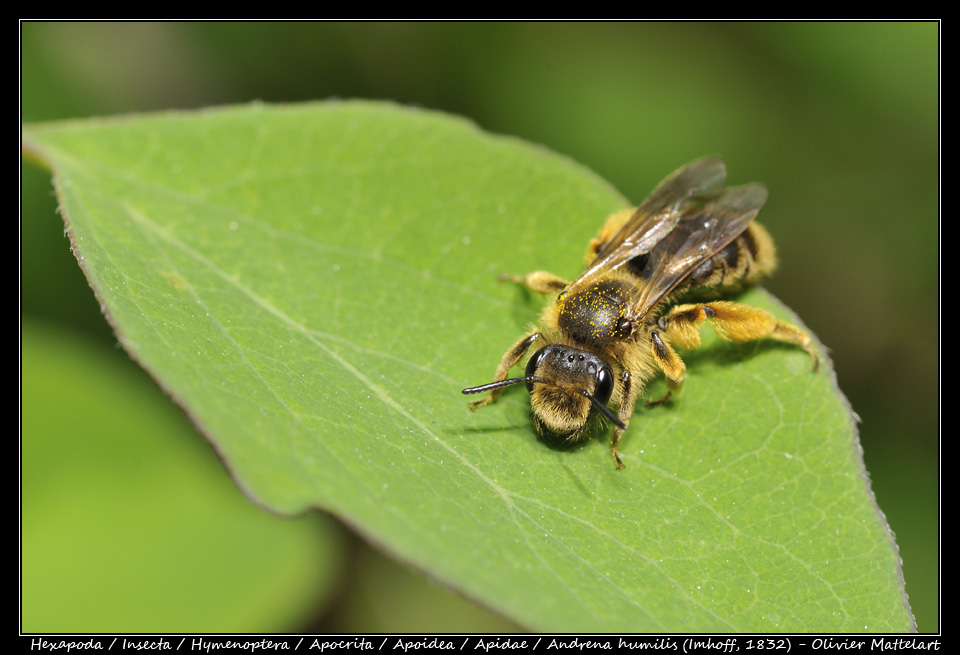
[21,320,344,632]
[22,101,912,632]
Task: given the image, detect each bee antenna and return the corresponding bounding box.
[461,376,549,395]
[580,391,627,430]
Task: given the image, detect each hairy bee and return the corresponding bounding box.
[462,156,818,469]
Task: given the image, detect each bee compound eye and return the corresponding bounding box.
[594,365,614,405]
[525,348,548,392]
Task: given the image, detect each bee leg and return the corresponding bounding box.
[585,208,636,264]
[647,330,686,407]
[658,300,819,371]
[498,271,569,295]
[770,322,820,372]
[610,370,639,469]
[467,331,544,409]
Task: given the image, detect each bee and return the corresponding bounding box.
[462,156,818,469]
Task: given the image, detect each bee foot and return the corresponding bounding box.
[613,448,625,469]
[468,397,493,410]
[645,394,672,408]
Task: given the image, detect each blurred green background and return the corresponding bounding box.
[21,22,938,632]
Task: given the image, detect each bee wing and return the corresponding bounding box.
[574,156,729,285]
[627,182,769,321]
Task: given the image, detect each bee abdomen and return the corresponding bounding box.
[683,222,776,294]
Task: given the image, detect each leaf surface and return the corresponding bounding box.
[22,102,911,632]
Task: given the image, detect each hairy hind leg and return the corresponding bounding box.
[657,300,819,371]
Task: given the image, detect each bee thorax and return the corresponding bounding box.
[557,277,633,346]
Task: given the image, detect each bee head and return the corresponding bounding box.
[461,344,623,443]
[524,344,619,442]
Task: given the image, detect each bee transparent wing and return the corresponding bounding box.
[627,182,769,321]
[574,156,729,285]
